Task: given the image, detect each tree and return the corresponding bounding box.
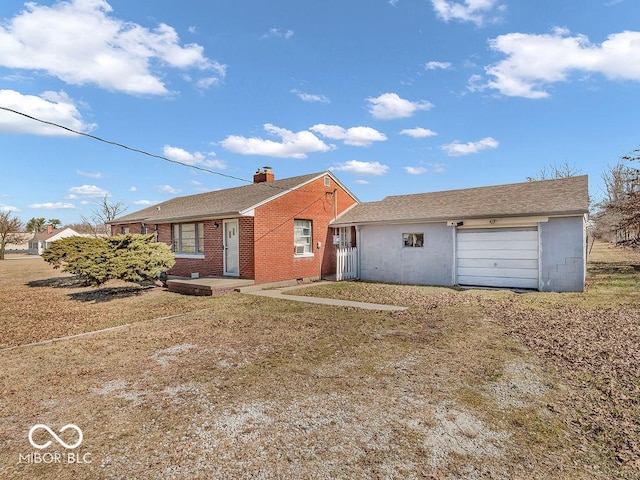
[26,217,46,233]
[47,218,61,229]
[42,234,175,286]
[0,212,28,260]
[527,160,582,182]
[63,221,99,235]
[81,196,128,236]
[596,154,640,243]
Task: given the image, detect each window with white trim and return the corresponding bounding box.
[294,219,313,256]
[172,222,205,254]
[403,232,424,248]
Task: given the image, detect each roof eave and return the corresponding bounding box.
[331,209,588,227]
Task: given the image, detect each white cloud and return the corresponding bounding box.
[221,124,332,159]
[0,204,19,212]
[441,137,499,156]
[366,93,433,120]
[163,145,226,169]
[431,0,505,26]
[0,90,94,135]
[425,61,452,70]
[0,0,224,95]
[310,124,387,147]
[156,185,181,194]
[331,160,389,176]
[133,200,159,206]
[263,28,294,39]
[481,29,640,98]
[405,166,427,175]
[430,163,447,173]
[28,202,75,209]
[69,185,110,197]
[76,170,103,178]
[291,90,330,103]
[129,186,137,192]
[400,127,438,138]
[355,179,370,185]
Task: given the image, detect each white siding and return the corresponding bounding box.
[456,227,539,289]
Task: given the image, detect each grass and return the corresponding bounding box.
[0,244,638,479]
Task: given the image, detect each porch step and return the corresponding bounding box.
[166,277,255,296]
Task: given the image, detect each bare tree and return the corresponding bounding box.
[596,154,640,244]
[0,212,28,260]
[81,196,128,236]
[527,160,582,182]
[63,221,99,235]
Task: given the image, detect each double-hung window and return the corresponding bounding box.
[294,219,313,256]
[172,222,205,255]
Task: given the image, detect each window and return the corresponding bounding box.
[336,226,352,248]
[121,226,130,234]
[294,219,313,256]
[403,232,424,248]
[172,222,205,255]
[324,176,331,187]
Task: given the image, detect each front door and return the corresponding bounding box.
[223,219,239,276]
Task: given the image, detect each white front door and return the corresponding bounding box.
[223,219,239,276]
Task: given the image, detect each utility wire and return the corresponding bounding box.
[0,106,255,184]
[0,106,339,195]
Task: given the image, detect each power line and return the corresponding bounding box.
[0,106,338,196]
[0,106,253,184]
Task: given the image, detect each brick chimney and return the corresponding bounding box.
[253,166,275,184]
[46,224,54,234]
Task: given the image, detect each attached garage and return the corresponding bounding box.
[331,175,589,293]
[456,227,539,289]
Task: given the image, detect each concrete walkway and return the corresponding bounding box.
[240,282,407,311]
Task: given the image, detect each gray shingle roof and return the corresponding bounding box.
[332,175,589,226]
[112,172,327,224]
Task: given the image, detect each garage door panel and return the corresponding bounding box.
[456,228,539,289]
[457,275,540,289]
[457,229,537,242]
[457,249,539,260]
[457,267,539,279]
[457,258,539,269]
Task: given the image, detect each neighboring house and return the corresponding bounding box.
[331,176,589,293]
[110,169,359,285]
[4,233,30,253]
[28,226,82,255]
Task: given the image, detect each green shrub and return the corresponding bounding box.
[42,234,175,286]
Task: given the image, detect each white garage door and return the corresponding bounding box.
[456,227,539,289]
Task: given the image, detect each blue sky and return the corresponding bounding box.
[0,0,638,225]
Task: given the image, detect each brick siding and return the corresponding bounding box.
[110,174,357,283]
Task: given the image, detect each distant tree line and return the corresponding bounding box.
[593,151,640,244]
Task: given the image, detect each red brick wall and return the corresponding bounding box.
[109,174,357,283]
[110,223,145,235]
[252,174,357,284]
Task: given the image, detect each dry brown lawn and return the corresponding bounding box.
[0,244,638,479]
